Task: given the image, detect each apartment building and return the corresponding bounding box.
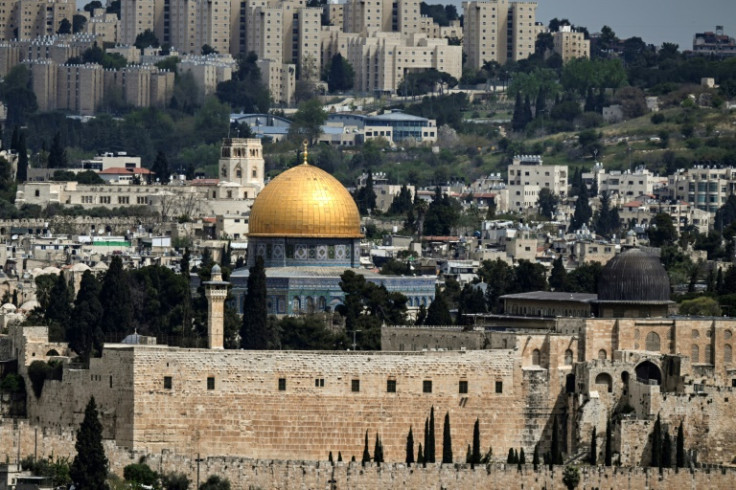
[0,33,96,76]
[14,0,74,40]
[507,154,568,213]
[668,166,736,214]
[345,31,461,94]
[120,0,162,45]
[81,8,119,44]
[256,58,295,106]
[462,0,541,71]
[552,25,590,62]
[343,0,422,35]
[180,54,237,101]
[26,59,173,114]
[584,163,666,200]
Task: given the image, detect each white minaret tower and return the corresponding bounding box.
[204,264,229,349]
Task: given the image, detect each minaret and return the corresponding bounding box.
[204,264,229,349]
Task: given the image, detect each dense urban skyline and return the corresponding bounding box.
[444,0,734,50]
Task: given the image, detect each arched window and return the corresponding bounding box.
[318,296,327,311]
[292,297,301,313]
[564,349,573,366]
[306,297,315,314]
[704,344,712,364]
[725,344,733,364]
[595,372,613,393]
[691,345,699,363]
[645,332,661,352]
[598,349,607,360]
[532,349,541,366]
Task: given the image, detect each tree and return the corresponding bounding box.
[679,296,721,316]
[507,448,516,464]
[551,415,563,465]
[406,426,415,465]
[354,169,377,215]
[562,465,580,490]
[45,273,72,340]
[151,150,170,183]
[100,256,133,338]
[325,53,354,92]
[676,422,685,468]
[123,463,157,487]
[648,213,678,247]
[590,426,597,464]
[57,18,71,34]
[161,472,190,490]
[201,44,217,55]
[194,96,230,144]
[593,192,621,238]
[549,256,567,291]
[425,287,452,325]
[471,418,481,465]
[84,0,103,13]
[199,475,231,490]
[417,443,424,465]
[442,411,453,463]
[537,187,558,220]
[289,99,327,145]
[362,430,371,464]
[533,444,540,470]
[73,14,88,33]
[388,184,413,216]
[604,419,612,466]
[511,92,526,131]
[134,29,159,49]
[519,448,526,464]
[47,132,68,169]
[374,434,384,464]
[241,256,271,349]
[70,397,109,489]
[569,192,592,232]
[651,414,662,468]
[69,271,104,364]
[662,430,672,469]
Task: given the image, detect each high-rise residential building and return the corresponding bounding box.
[15,0,74,39]
[462,0,540,71]
[256,59,295,106]
[668,165,736,214]
[343,0,421,34]
[180,54,237,102]
[120,0,161,45]
[85,8,120,44]
[56,63,104,115]
[345,32,461,94]
[507,154,568,213]
[553,25,590,62]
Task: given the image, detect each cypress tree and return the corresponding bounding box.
[425,287,452,325]
[16,131,27,182]
[48,131,68,169]
[417,443,424,465]
[427,406,436,463]
[604,419,613,466]
[511,92,525,131]
[100,255,133,338]
[533,444,540,470]
[662,431,672,469]
[10,125,18,151]
[240,256,269,349]
[69,271,104,364]
[676,422,685,468]
[590,426,597,464]
[423,418,429,463]
[442,411,453,464]
[374,434,383,464]
[70,397,108,489]
[549,256,567,291]
[406,426,415,465]
[338,451,343,462]
[45,273,72,341]
[362,430,371,464]
[523,94,533,127]
[651,414,662,468]
[519,448,526,464]
[329,451,333,464]
[551,415,562,465]
[471,418,481,465]
[152,150,170,184]
[465,445,472,464]
[507,448,515,464]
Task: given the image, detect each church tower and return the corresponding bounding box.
[219,138,265,191]
[204,264,229,349]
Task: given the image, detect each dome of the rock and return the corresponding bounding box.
[248,163,362,239]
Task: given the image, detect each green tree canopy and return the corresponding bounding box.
[289,98,327,145]
[70,397,109,489]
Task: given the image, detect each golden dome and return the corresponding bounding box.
[248,163,363,238]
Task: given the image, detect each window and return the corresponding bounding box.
[495,381,503,393]
[351,379,360,392]
[459,380,468,394]
[532,349,541,365]
[315,378,324,387]
[278,378,286,391]
[387,379,396,392]
[164,376,172,389]
[207,377,215,390]
[423,380,432,393]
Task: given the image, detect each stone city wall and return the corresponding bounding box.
[1,423,735,490]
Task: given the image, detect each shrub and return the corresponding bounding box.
[124,463,158,487]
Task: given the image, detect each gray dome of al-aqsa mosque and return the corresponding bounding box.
[595,249,673,318]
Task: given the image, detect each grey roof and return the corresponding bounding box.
[499,291,597,302]
[231,266,384,279]
[368,111,429,122]
[598,249,670,302]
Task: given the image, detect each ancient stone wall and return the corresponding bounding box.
[380,326,486,351]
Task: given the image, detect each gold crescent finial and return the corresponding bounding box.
[302,139,309,165]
